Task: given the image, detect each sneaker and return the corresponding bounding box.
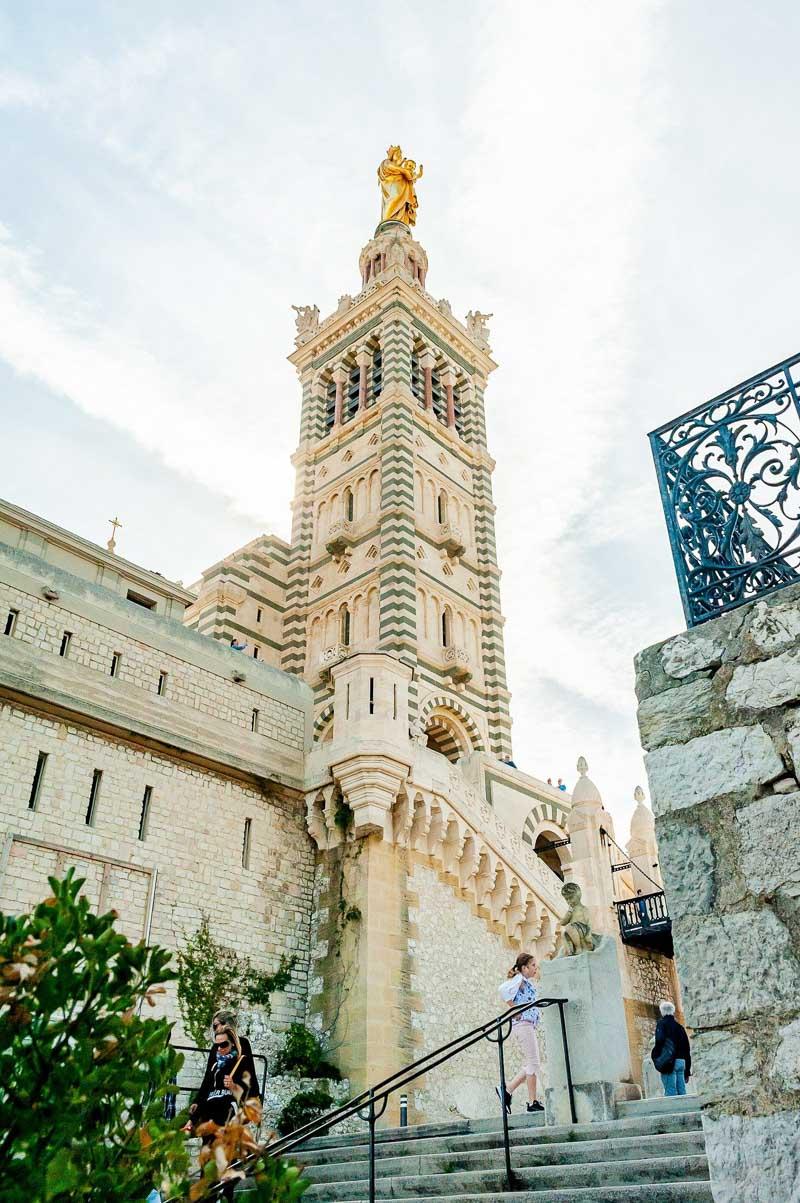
[495,1085,512,1114]
[526,1100,544,1113]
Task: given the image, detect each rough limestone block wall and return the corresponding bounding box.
[0,704,315,1046]
[408,859,548,1120]
[635,583,800,1202]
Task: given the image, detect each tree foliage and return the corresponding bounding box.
[272,1023,340,1081]
[0,874,309,1203]
[176,915,295,1048]
[0,871,187,1202]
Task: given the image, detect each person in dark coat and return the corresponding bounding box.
[653,1000,691,1096]
[184,1026,258,1201]
[195,1009,261,1107]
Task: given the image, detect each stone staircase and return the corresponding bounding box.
[269,1096,711,1202]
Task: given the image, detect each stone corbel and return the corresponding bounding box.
[409,791,433,852]
[331,752,410,840]
[305,784,341,850]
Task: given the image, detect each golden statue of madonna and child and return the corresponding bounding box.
[377,145,423,228]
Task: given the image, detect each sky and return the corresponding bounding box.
[1,1,799,841]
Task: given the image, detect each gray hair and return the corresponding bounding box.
[659,1000,676,1017]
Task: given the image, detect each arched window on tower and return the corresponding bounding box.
[437,491,448,524]
[340,604,351,647]
[411,347,423,404]
[430,365,447,425]
[324,376,336,434]
[453,381,464,437]
[343,361,359,424]
[441,605,452,648]
[370,341,382,404]
[343,487,355,522]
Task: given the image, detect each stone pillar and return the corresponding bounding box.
[539,938,631,1124]
[356,346,371,412]
[420,347,435,411]
[332,364,347,427]
[442,363,457,429]
[627,786,662,896]
[635,585,800,1203]
[564,758,618,939]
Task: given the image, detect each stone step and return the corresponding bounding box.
[618,1096,701,1118]
[295,1112,703,1167]
[299,1111,543,1152]
[265,1186,714,1203]
[300,1153,710,1200]
[301,1131,707,1185]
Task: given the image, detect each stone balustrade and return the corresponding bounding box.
[443,645,472,683]
[318,643,348,680]
[304,758,562,958]
[439,522,465,558]
[325,520,355,558]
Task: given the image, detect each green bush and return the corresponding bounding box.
[0,871,308,1203]
[0,870,186,1203]
[176,914,295,1047]
[273,1022,341,1080]
[276,1088,335,1136]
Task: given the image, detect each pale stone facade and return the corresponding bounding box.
[0,529,314,1039]
[0,201,677,1128]
[635,582,800,1202]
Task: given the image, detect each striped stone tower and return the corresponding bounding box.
[283,217,513,763]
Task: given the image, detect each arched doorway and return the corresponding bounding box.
[534,831,567,881]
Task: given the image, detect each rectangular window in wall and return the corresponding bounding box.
[4,609,18,636]
[110,652,122,678]
[256,607,263,623]
[251,708,259,733]
[59,631,72,657]
[85,769,102,826]
[126,590,156,610]
[27,751,48,811]
[242,817,252,869]
[369,676,375,715]
[138,786,153,841]
[253,646,260,660]
[157,671,168,697]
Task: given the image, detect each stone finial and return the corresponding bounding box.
[629,787,656,841]
[571,755,602,806]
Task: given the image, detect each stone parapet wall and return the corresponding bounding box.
[0,570,304,752]
[0,703,315,1039]
[635,582,800,1201]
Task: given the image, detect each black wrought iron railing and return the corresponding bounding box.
[616,889,670,937]
[188,996,574,1202]
[649,352,800,626]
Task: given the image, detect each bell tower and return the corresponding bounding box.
[282,153,512,764]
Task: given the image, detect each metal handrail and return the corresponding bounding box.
[192,995,574,1202]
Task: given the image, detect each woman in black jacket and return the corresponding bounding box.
[201,1011,261,1102]
[184,1026,257,1201]
[652,1000,692,1096]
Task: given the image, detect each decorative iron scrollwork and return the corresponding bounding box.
[650,353,800,626]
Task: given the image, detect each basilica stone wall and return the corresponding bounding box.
[408,859,548,1121]
[0,541,315,1050]
[635,582,800,1202]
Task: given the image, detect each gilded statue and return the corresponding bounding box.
[556,882,600,957]
[378,145,423,227]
